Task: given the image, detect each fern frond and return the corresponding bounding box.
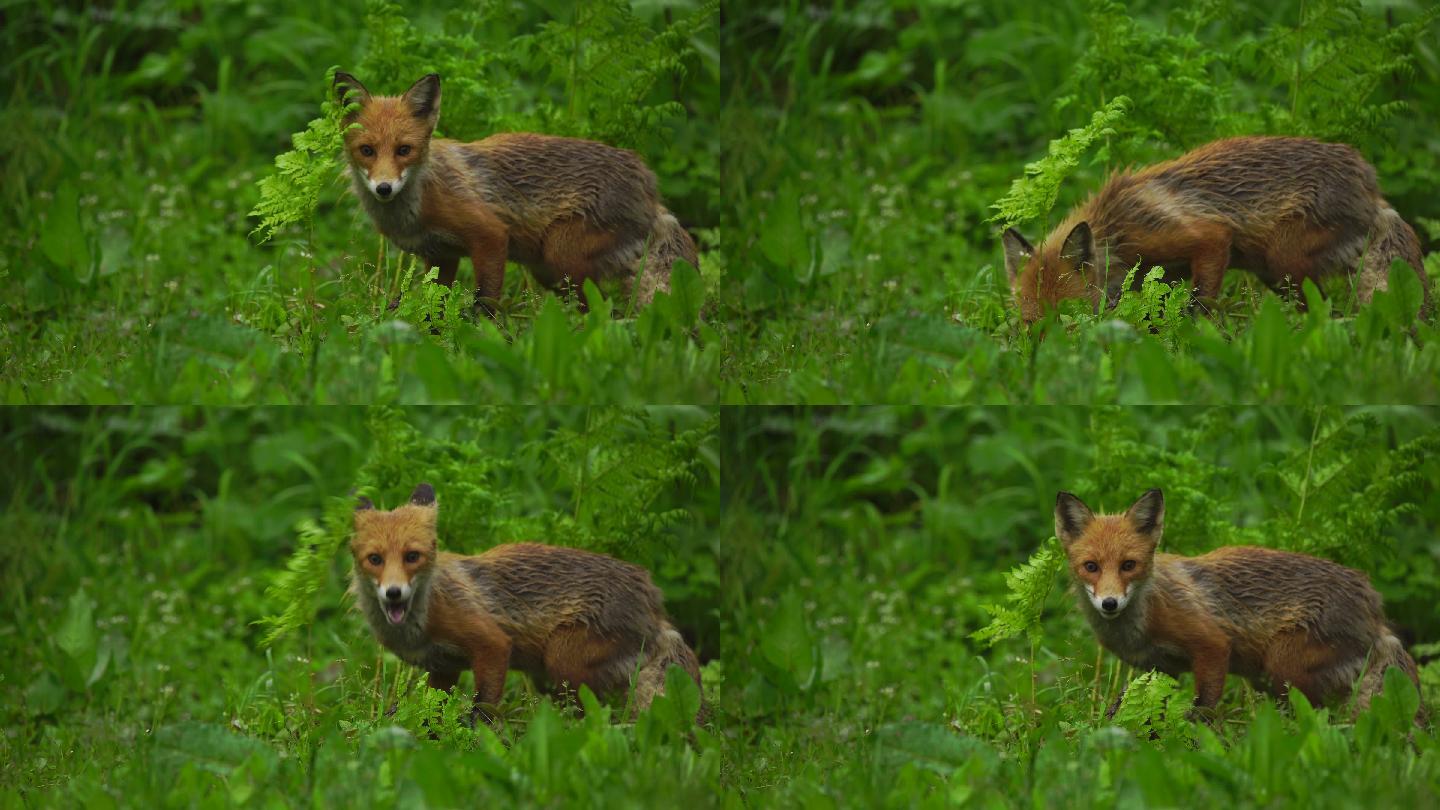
[971,537,1066,646]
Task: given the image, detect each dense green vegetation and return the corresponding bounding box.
[721,0,1440,403]
[721,407,1440,805]
[1,407,720,805]
[2,0,718,404]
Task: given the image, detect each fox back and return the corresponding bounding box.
[1003,136,1430,323]
[442,542,669,658]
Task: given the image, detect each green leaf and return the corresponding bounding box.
[988,97,1130,228]
[24,673,66,716]
[153,722,277,778]
[644,664,703,733]
[970,537,1065,645]
[873,723,999,776]
[759,589,816,689]
[40,183,92,285]
[56,590,98,691]
[759,182,808,282]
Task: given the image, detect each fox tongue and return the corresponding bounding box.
[385,603,406,625]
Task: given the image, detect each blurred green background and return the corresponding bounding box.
[1,406,720,804]
[719,406,1440,805]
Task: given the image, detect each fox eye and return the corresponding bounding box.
[1121,560,1137,572]
[359,144,375,157]
[396,145,412,156]
[1083,561,1099,573]
[403,551,421,564]
[367,553,382,566]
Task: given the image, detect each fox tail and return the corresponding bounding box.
[1360,205,1433,320]
[632,206,699,308]
[633,619,704,719]
[1356,628,1423,723]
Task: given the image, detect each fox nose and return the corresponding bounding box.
[1101,597,1118,612]
[376,182,392,198]
[385,586,401,601]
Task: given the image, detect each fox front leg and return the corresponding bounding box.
[1104,682,1129,720]
[470,235,508,318]
[428,670,460,692]
[1186,640,1232,723]
[468,640,512,726]
[1180,227,1233,315]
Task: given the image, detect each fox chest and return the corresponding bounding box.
[382,223,466,261]
[1090,614,1191,675]
[351,179,466,260]
[363,613,469,674]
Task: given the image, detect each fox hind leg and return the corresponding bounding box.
[542,624,639,707]
[538,218,627,308]
[1260,630,1346,708]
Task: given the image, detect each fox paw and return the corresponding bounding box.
[465,704,499,728]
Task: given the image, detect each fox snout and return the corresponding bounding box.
[1085,585,1129,619]
[376,580,412,625]
[362,168,409,202]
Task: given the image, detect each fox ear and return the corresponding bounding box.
[409,483,436,507]
[354,494,374,512]
[1125,488,1164,543]
[401,73,441,128]
[1060,221,1094,271]
[333,72,370,119]
[1002,228,1033,288]
[1055,491,1095,546]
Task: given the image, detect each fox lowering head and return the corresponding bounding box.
[1054,488,1164,620]
[333,72,441,203]
[351,483,439,625]
[1002,222,1101,325]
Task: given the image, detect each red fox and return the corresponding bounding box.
[1003,136,1433,324]
[1055,488,1420,717]
[333,72,697,313]
[350,483,702,718]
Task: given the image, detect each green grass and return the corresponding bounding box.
[719,406,1440,805]
[1,407,722,806]
[719,0,1440,403]
[1,0,720,404]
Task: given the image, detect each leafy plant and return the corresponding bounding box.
[988,96,1130,230]
[971,537,1065,646]
[1109,672,1197,744]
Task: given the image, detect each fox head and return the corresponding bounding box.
[333,72,441,203]
[1002,222,1101,325]
[1054,488,1163,620]
[351,483,439,625]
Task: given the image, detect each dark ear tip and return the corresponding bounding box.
[410,483,436,506]
[354,494,374,512]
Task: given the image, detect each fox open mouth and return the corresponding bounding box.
[384,601,408,625]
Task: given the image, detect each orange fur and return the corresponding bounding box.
[1055,489,1421,717]
[334,72,697,312]
[1003,136,1433,324]
[349,484,702,719]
